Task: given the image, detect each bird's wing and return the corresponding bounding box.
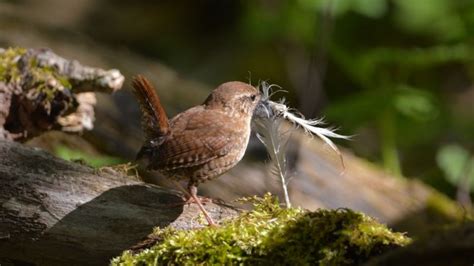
[152,109,241,170]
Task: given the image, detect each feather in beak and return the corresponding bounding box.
[253,81,350,207]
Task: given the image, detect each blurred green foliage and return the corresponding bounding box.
[241,0,474,184]
[55,145,122,168]
[233,0,474,190]
[437,144,474,191]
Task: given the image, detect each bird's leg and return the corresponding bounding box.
[183,182,213,204]
[187,183,216,226]
[171,180,216,226]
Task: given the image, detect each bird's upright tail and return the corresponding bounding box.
[131,75,170,139]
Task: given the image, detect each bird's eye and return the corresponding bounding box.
[250,95,257,101]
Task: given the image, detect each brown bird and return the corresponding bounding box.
[132,75,261,225]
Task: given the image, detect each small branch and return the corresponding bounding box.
[34,49,124,94]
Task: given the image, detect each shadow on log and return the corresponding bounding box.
[0,140,238,265]
[9,185,183,265]
[366,222,474,266]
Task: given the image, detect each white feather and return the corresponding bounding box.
[253,82,349,207]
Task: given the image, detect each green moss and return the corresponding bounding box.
[0,47,27,83]
[1,46,72,91]
[112,194,411,266]
[1,47,76,117]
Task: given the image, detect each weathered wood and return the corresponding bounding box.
[0,140,238,265]
[0,47,124,141]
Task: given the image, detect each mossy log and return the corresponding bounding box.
[0,139,412,266]
[114,195,411,265]
[0,47,124,141]
[0,140,470,266]
[0,139,237,266]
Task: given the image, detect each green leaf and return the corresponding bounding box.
[393,85,438,121]
[436,144,474,190]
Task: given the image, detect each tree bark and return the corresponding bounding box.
[0,140,238,265]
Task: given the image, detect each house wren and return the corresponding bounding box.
[132,75,261,225]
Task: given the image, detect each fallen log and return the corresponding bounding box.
[0,139,238,265]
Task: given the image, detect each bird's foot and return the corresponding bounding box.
[169,180,218,226]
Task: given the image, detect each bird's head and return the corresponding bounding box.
[204,81,262,117]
